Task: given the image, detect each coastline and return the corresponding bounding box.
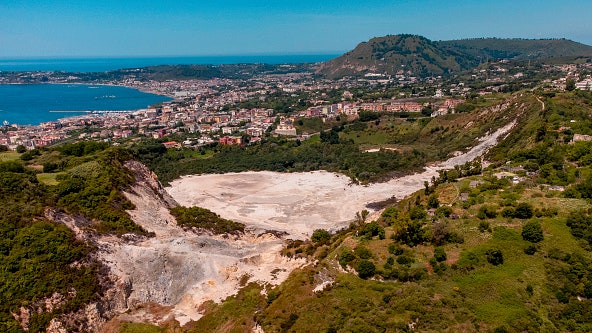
[0,83,172,127]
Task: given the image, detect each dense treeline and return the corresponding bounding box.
[133,138,427,185]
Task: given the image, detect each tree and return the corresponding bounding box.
[320,129,339,144]
[357,260,376,279]
[311,229,331,244]
[427,195,439,209]
[566,78,576,91]
[522,221,544,243]
[15,145,26,153]
[513,203,534,219]
[395,221,428,247]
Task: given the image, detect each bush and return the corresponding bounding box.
[486,248,504,266]
[409,207,427,220]
[362,221,384,239]
[396,254,415,266]
[514,203,534,219]
[522,220,544,243]
[311,229,331,244]
[338,249,355,268]
[478,221,491,233]
[357,260,376,279]
[388,243,404,255]
[395,221,428,247]
[354,245,373,259]
[435,206,453,218]
[427,195,439,209]
[524,245,537,255]
[477,205,498,219]
[434,247,447,262]
[171,206,245,235]
[501,207,515,218]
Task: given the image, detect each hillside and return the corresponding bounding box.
[317,35,592,78]
[161,90,592,332]
[439,38,592,61]
[2,88,592,332]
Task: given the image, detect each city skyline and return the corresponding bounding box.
[1,0,592,58]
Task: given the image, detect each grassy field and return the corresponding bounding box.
[0,151,19,162]
[36,172,62,185]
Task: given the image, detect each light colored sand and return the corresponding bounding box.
[166,121,516,240]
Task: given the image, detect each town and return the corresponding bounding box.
[1,59,592,151]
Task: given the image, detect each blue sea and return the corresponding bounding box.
[0,84,172,126]
[0,54,337,73]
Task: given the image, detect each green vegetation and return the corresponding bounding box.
[133,94,520,186]
[120,323,163,333]
[170,206,245,235]
[319,34,592,78]
[186,283,266,333]
[0,151,20,162]
[0,158,100,332]
[177,90,592,332]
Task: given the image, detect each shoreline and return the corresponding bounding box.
[0,82,172,127]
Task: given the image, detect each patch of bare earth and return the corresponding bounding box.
[80,123,514,331]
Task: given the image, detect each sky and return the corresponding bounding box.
[1,0,591,58]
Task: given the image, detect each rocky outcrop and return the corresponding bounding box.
[43,160,306,332]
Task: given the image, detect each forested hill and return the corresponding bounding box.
[317,34,592,78]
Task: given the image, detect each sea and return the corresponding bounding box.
[0,54,336,125]
[0,84,172,126]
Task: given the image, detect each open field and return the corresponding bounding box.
[0,151,19,162]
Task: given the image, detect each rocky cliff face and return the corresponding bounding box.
[45,160,305,332]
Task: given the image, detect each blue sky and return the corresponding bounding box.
[1,0,591,57]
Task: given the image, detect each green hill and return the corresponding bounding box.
[317,35,592,78]
[180,90,592,332]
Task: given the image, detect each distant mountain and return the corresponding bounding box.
[317,35,592,78]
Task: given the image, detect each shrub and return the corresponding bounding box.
[478,221,491,233]
[435,206,453,218]
[396,254,415,266]
[477,205,498,219]
[427,195,439,209]
[522,220,544,243]
[486,248,504,266]
[362,221,385,239]
[311,229,331,244]
[409,207,427,220]
[524,245,537,255]
[388,243,404,255]
[514,202,534,219]
[434,247,447,262]
[338,249,355,268]
[171,206,245,235]
[501,207,515,217]
[354,245,373,259]
[357,260,376,279]
[395,221,428,247]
